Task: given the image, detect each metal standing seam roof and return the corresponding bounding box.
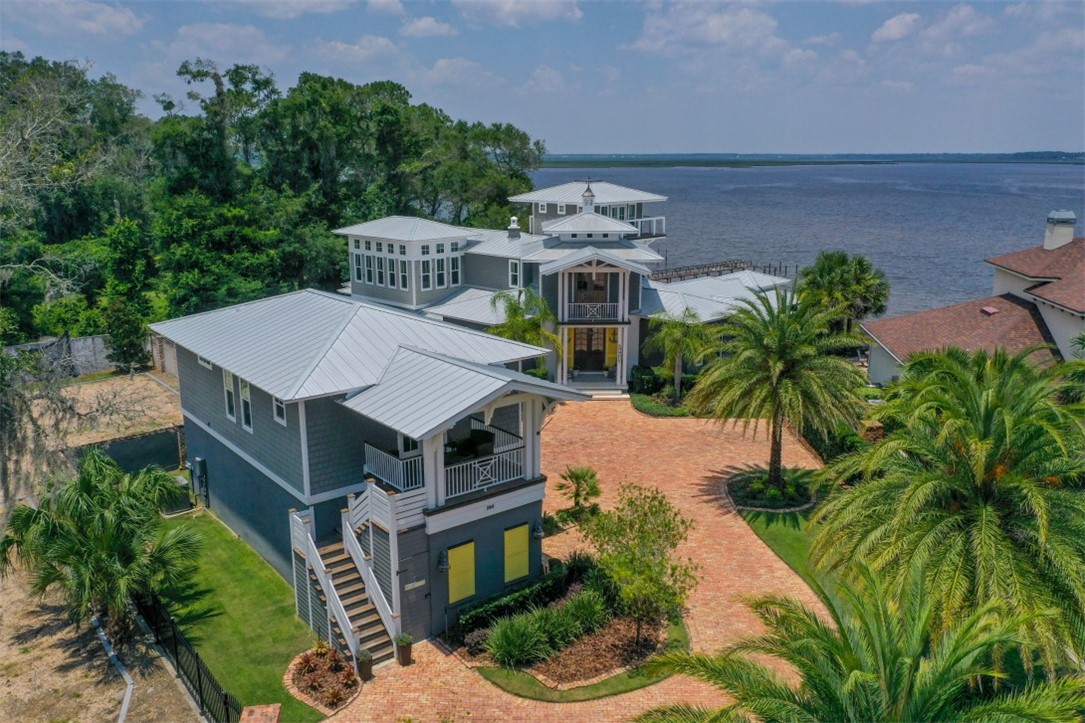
[523,240,664,264]
[150,289,548,401]
[638,272,791,320]
[341,347,588,439]
[509,181,668,205]
[333,216,480,243]
[541,212,640,235]
[538,246,654,276]
[465,229,550,259]
[424,287,507,326]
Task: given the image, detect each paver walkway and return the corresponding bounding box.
[331,402,823,723]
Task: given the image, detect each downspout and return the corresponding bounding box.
[92,616,134,723]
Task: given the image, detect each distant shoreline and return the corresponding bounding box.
[541,152,1085,169]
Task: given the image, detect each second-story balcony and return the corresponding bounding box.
[566,301,621,322]
[363,419,527,504]
[627,216,666,238]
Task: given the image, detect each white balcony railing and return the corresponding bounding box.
[567,302,620,322]
[444,447,525,500]
[342,500,399,638]
[469,417,523,453]
[364,443,423,491]
[628,216,666,237]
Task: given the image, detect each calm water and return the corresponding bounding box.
[532,164,1085,315]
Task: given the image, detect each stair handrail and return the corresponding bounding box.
[295,511,359,662]
[342,508,400,639]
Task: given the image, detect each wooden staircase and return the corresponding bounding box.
[314,540,395,665]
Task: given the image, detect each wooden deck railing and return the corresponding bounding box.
[445,447,525,499]
[363,443,423,491]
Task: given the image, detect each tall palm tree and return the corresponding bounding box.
[644,308,715,403]
[0,450,201,641]
[488,287,562,371]
[798,250,889,332]
[812,346,1085,672]
[637,565,1085,723]
[687,289,866,489]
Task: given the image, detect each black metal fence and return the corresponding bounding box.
[136,593,243,723]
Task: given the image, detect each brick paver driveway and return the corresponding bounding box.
[331,401,822,722]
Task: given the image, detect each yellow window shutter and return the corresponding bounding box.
[448,542,475,604]
[504,525,529,582]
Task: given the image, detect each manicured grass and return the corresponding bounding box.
[478,618,688,702]
[739,508,821,589]
[160,511,322,722]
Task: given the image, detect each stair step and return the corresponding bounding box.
[328,559,358,574]
[331,569,362,585]
[341,592,371,608]
[366,643,395,662]
[357,627,389,645]
[335,581,365,597]
[350,609,380,628]
[321,552,351,567]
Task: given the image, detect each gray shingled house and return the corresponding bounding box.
[151,290,586,665]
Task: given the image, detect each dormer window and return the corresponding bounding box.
[557,204,565,214]
[538,203,547,213]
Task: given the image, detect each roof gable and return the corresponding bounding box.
[538,246,653,276]
[509,181,667,205]
[541,212,639,235]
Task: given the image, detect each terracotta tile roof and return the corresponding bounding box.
[986,238,1085,313]
[861,293,1060,364]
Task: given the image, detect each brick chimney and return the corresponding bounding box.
[1043,210,1076,250]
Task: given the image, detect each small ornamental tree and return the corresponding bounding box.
[556,465,601,511]
[582,483,698,645]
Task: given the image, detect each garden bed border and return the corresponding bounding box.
[282,651,362,717]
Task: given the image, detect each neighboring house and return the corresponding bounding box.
[150,290,587,665]
[338,181,790,391]
[863,211,1082,384]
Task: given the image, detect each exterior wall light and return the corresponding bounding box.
[437,549,450,573]
[532,520,545,539]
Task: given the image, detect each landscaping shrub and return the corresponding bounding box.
[630,393,692,418]
[533,604,583,649]
[729,471,813,509]
[804,421,869,463]
[563,550,596,585]
[563,588,611,633]
[524,367,550,381]
[291,642,359,710]
[450,564,567,643]
[485,614,552,667]
[629,365,664,395]
[464,628,490,656]
[583,566,623,614]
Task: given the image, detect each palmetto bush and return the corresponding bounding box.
[485,612,552,667]
[0,449,200,641]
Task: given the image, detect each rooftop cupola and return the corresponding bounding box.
[1044,210,1076,250]
[582,184,595,214]
[508,216,520,240]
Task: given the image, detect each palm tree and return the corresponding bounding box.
[556,465,601,510]
[488,287,562,372]
[644,308,715,403]
[687,289,866,489]
[637,565,1085,723]
[812,346,1085,672]
[798,250,889,332]
[0,450,201,641]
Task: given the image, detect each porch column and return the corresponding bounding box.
[525,400,541,478]
[423,434,443,508]
[618,326,628,387]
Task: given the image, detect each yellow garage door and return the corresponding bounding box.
[448,541,475,604]
[504,525,529,583]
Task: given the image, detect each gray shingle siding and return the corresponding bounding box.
[177,346,303,493]
[541,273,558,311]
[463,254,510,289]
[305,396,397,495]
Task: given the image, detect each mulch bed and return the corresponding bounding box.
[530,617,664,685]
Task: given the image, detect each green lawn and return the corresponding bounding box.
[479,619,688,702]
[739,508,821,589]
[161,511,322,722]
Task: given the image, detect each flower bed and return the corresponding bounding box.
[285,643,359,715]
[728,468,814,510]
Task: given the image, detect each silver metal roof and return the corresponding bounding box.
[541,212,639,235]
[510,181,667,205]
[639,272,791,320]
[424,287,506,327]
[150,290,546,400]
[523,239,663,264]
[341,347,587,439]
[333,216,479,243]
[465,229,549,259]
[538,247,654,276]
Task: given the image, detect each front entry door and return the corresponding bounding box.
[573,328,606,372]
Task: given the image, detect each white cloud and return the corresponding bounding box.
[1,36,31,53]
[227,0,356,20]
[804,32,841,46]
[782,47,818,69]
[155,23,287,64]
[921,5,995,43]
[871,13,921,43]
[319,34,398,62]
[523,65,564,93]
[400,17,458,38]
[367,0,404,14]
[9,0,144,36]
[631,3,782,54]
[451,0,581,28]
[413,57,505,89]
[950,63,993,84]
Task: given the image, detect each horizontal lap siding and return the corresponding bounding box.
[177,347,303,492]
[395,488,428,531]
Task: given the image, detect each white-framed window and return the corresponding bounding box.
[436,258,446,287]
[353,239,360,250]
[365,255,374,284]
[451,241,459,252]
[273,397,287,426]
[197,355,213,370]
[571,233,579,238]
[421,244,430,256]
[376,256,385,286]
[399,244,406,255]
[509,260,520,288]
[376,241,383,252]
[577,205,583,213]
[538,203,547,213]
[398,434,420,457]
[602,233,610,238]
[388,259,397,288]
[421,259,432,290]
[557,204,565,214]
[354,254,363,281]
[451,256,461,286]
[240,379,252,432]
[436,243,445,254]
[364,240,372,251]
[400,260,409,290]
[223,370,236,421]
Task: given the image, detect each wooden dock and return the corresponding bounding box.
[649,260,797,282]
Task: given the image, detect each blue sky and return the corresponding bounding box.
[2,0,1083,153]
